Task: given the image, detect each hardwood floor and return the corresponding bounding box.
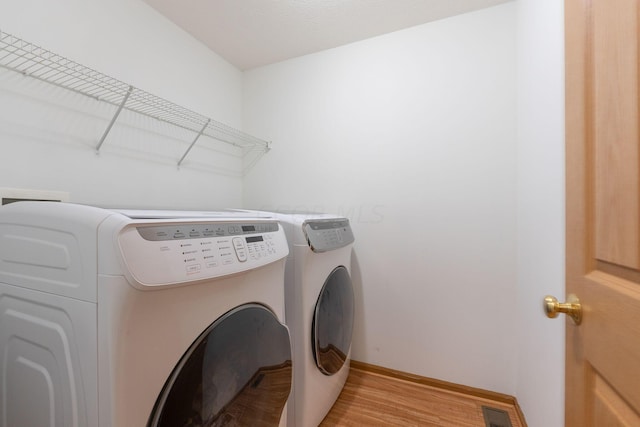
[320,362,525,427]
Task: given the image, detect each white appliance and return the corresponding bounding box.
[0,202,292,427]
[238,210,356,427]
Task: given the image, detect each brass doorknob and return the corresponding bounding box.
[544,294,582,325]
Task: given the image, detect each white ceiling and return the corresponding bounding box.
[142,0,512,70]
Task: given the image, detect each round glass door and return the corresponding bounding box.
[312,266,355,375]
[148,304,292,427]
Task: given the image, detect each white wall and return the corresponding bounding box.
[243,3,519,395]
[0,0,245,209]
[515,1,565,426]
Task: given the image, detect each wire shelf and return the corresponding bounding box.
[0,30,270,166]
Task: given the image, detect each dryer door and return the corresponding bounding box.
[148,304,292,427]
[312,266,355,375]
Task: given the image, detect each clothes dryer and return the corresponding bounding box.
[0,202,292,427]
[239,210,356,427]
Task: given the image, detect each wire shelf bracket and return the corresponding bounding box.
[96,85,133,153]
[0,30,271,169]
[178,118,210,167]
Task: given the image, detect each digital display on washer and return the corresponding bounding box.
[242,225,256,232]
[246,236,264,243]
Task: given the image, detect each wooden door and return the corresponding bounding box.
[565,0,640,425]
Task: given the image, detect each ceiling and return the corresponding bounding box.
[142,0,512,70]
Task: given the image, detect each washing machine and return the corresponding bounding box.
[0,202,292,427]
[237,210,356,427]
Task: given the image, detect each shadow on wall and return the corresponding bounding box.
[350,249,366,362]
[0,74,246,178]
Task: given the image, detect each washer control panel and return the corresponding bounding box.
[303,218,355,253]
[118,220,288,287]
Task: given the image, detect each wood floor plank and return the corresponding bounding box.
[320,365,524,426]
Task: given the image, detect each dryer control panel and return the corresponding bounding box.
[117,220,288,287]
[303,219,355,253]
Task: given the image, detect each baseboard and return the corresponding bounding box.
[350,360,528,427]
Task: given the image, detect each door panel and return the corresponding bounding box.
[566,0,640,425]
[593,372,640,427]
[592,0,639,268]
[582,274,640,412]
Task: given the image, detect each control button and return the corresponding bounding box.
[222,258,234,265]
[206,261,218,268]
[186,264,201,274]
[233,237,248,262]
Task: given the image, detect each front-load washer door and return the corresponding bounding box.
[148,304,292,427]
[312,266,355,375]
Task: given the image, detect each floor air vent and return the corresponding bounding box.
[481,406,513,427]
